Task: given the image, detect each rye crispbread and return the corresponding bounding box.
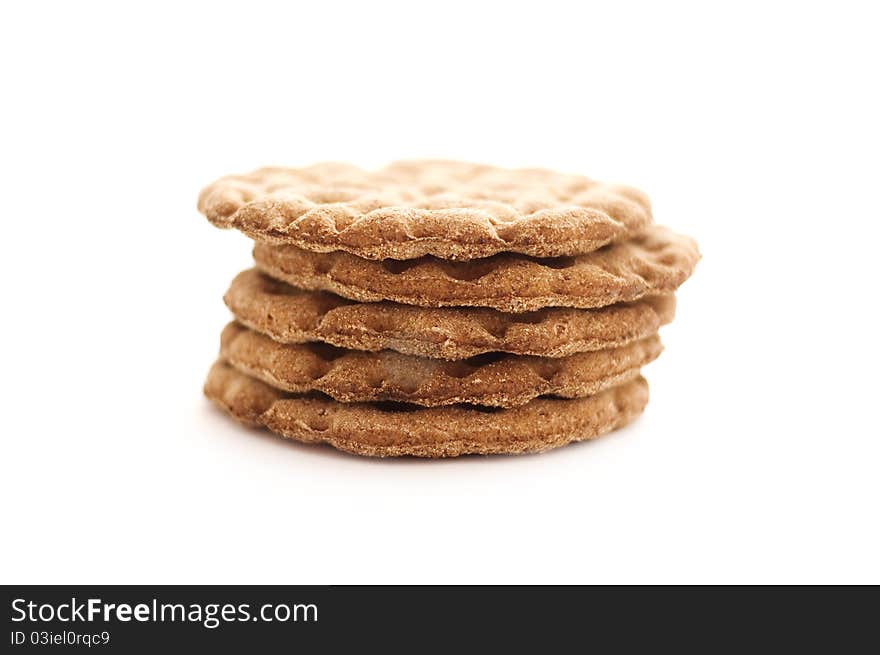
[198,160,652,261]
[204,360,649,457]
[225,268,676,360]
[219,321,662,408]
[252,225,699,312]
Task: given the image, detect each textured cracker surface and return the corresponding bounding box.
[220,321,662,408]
[204,360,650,457]
[198,160,652,260]
[225,269,676,360]
[253,225,699,312]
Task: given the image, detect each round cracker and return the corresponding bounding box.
[204,360,650,457]
[219,321,662,408]
[225,269,676,360]
[198,160,652,261]
[253,225,699,313]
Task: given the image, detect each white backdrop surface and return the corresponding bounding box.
[1,1,877,583]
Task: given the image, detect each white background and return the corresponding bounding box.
[2,1,878,584]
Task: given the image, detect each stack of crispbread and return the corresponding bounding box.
[198,161,699,457]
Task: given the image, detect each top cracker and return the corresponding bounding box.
[198,160,652,261]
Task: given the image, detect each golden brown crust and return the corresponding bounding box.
[224,269,676,360]
[198,160,652,261]
[204,360,649,457]
[219,321,662,408]
[253,225,699,313]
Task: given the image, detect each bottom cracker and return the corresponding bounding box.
[204,360,649,457]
